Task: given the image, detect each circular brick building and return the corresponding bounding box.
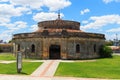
[13,16,105,59]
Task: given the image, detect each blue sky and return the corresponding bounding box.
[0,0,120,42]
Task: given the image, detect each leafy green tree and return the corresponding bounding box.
[105,40,113,46]
[8,40,13,43]
[99,45,113,58]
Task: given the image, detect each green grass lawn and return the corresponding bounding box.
[0,53,16,60]
[0,53,42,75]
[55,56,120,79]
[0,62,42,75]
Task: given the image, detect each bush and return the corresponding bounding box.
[99,45,113,58]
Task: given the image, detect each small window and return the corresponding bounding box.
[94,44,96,53]
[17,44,20,51]
[76,44,80,53]
[31,44,35,53]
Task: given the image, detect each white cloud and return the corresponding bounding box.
[33,12,64,22]
[103,0,113,3]
[0,29,17,42]
[103,0,120,4]
[13,21,28,30]
[107,27,120,32]
[82,20,89,24]
[0,4,20,23]
[5,21,27,30]
[0,31,13,42]
[0,21,28,42]
[105,34,113,40]
[105,33,120,40]
[81,14,120,30]
[9,0,71,11]
[16,7,31,14]
[80,8,90,15]
[30,25,38,31]
[43,0,71,11]
[0,0,9,2]
[10,0,44,10]
[0,4,30,24]
[0,17,10,23]
[0,4,22,17]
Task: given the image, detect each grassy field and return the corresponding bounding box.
[0,62,42,75]
[55,56,120,79]
[0,53,42,75]
[0,53,16,60]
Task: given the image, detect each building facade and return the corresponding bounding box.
[13,18,105,59]
[0,43,13,53]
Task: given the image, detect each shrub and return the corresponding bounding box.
[99,45,113,58]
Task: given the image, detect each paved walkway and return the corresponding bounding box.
[31,60,60,77]
[0,60,15,64]
[0,74,109,80]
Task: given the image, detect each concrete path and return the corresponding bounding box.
[0,74,109,80]
[31,60,60,77]
[0,60,15,64]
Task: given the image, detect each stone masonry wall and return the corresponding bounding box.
[13,37,104,59]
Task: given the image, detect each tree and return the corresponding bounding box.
[99,45,113,58]
[8,40,13,43]
[0,40,3,43]
[105,40,113,46]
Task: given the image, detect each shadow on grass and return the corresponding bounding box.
[18,72,28,75]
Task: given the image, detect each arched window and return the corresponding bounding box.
[94,44,96,53]
[31,44,35,53]
[17,44,20,51]
[76,44,80,53]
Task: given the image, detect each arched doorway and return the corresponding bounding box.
[31,44,35,53]
[49,45,61,59]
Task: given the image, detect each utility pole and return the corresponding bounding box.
[114,34,119,46]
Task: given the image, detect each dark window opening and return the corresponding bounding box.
[31,44,35,53]
[76,44,80,53]
[69,26,72,29]
[94,44,96,53]
[17,44,20,51]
